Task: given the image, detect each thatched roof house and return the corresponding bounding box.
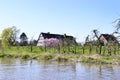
[37,32,76,46]
[99,34,118,45]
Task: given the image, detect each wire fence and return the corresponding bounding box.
[1,45,120,55]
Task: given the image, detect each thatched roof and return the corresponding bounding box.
[99,34,117,42]
[99,34,119,46]
[38,32,75,40]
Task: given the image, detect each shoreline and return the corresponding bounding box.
[0,52,120,65]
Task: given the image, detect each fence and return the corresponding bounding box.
[1,45,120,55]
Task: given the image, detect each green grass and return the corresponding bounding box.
[0,52,119,64]
[0,46,120,64]
[1,46,120,55]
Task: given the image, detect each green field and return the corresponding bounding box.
[0,46,120,64]
[1,45,120,55]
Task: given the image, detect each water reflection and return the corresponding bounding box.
[79,63,120,80]
[0,58,119,80]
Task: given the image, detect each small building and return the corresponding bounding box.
[99,34,118,45]
[37,32,76,47]
[20,32,28,46]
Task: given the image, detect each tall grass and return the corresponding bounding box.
[0,46,120,64]
[1,45,120,55]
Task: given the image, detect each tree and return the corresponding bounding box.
[44,38,59,47]
[86,29,100,46]
[85,35,90,42]
[113,19,120,32]
[12,26,20,42]
[0,26,19,46]
[112,19,120,42]
[92,29,100,40]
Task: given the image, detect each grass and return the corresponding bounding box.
[0,46,120,65]
[0,52,119,65]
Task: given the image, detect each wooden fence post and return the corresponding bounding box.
[89,46,92,54]
[30,45,33,52]
[57,44,60,53]
[118,45,120,54]
[102,46,105,55]
[96,46,98,54]
[44,45,46,52]
[114,46,116,55]
[108,46,111,55]
[74,44,76,54]
[99,46,102,55]
[82,46,85,54]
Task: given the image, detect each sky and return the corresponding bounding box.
[0,0,120,42]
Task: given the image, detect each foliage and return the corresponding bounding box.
[0,26,19,46]
[44,38,59,47]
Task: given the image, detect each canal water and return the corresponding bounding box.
[0,58,119,80]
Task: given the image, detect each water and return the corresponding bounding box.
[0,58,119,80]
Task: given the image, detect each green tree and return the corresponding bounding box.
[0,26,19,46]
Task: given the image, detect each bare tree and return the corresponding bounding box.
[112,19,120,42]
[91,29,101,46]
[92,29,100,39]
[113,19,120,32]
[85,35,90,42]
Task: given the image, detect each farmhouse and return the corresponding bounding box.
[99,34,118,45]
[37,32,76,46]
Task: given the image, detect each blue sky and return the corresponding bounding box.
[0,0,120,42]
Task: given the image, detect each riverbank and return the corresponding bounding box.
[0,52,120,65]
